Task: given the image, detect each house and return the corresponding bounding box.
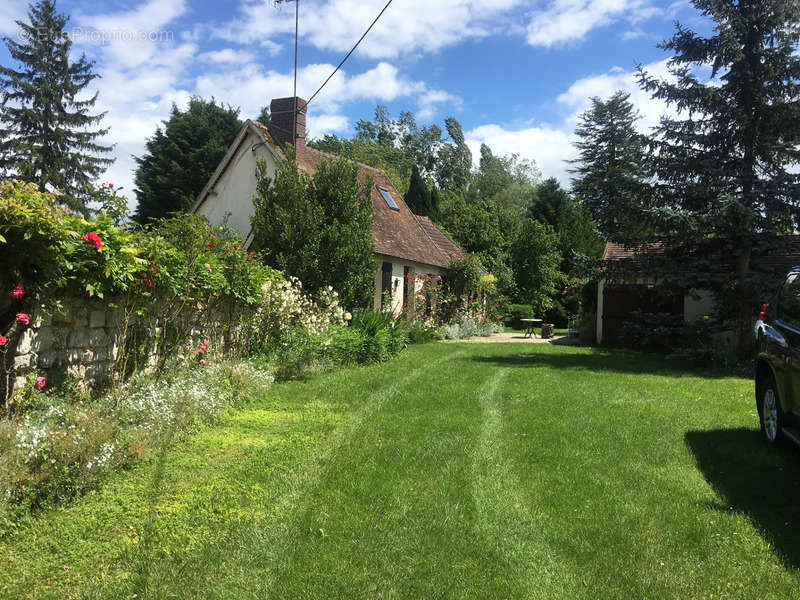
[191,96,465,312]
[596,239,800,345]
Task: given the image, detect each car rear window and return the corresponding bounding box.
[779,273,800,329]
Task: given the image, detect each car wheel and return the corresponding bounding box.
[758,376,785,447]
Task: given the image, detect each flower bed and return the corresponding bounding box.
[0,181,279,405]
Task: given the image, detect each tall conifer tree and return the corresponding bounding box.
[133,97,242,223]
[404,164,430,215]
[0,0,112,215]
[638,0,800,343]
[570,91,650,241]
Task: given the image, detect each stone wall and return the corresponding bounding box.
[2,294,247,404]
[8,298,127,393]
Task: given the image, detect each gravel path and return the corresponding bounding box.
[442,332,576,344]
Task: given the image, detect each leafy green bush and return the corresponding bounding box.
[251,156,375,310]
[324,311,409,365]
[621,311,684,350]
[0,180,284,403]
[403,319,440,344]
[267,327,329,381]
[504,304,534,329]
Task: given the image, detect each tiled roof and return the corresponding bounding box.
[415,216,465,263]
[255,126,460,269]
[604,238,800,276]
[251,121,285,157]
[603,241,666,261]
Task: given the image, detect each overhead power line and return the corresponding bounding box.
[306,0,395,107]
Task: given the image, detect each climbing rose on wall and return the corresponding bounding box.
[0,336,7,346]
[81,231,103,250]
[16,313,29,325]
[34,377,46,390]
[9,283,24,299]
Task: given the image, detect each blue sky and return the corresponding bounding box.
[0,0,714,208]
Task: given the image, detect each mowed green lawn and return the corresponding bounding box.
[4,342,800,599]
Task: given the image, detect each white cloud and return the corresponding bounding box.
[194,60,457,128]
[0,3,26,37]
[466,124,576,186]
[217,0,525,60]
[198,48,257,64]
[214,0,668,64]
[526,0,661,48]
[466,60,676,188]
[77,0,186,34]
[307,114,350,138]
[556,59,673,131]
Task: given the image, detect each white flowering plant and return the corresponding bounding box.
[242,277,350,357]
[0,358,273,524]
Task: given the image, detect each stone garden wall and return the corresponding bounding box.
[4,295,239,399]
[8,298,128,392]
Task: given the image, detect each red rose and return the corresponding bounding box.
[16,313,29,325]
[10,283,24,299]
[34,377,46,390]
[0,336,7,346]
[81,232,103,250]
[108,183,114,189]
[144,279,153,288]
[207,242,214,249]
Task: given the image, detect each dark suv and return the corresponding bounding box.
[755,267,800,447]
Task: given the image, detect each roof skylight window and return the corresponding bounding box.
[378,186,399,211]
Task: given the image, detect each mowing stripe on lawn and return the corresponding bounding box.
[116,350,467,599]
[471,367,581,599]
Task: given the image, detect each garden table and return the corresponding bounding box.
[520,318,542,338]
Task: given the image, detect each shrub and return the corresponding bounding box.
[402,319,440,344]
[326,326,364,365]
[504,304,534,330]
[268,327,329,381]
[251,156,375,310]
[242,279,350,357]
[324,311,409,366]
[0,181,282,403]
[621,311,684,350]
[668,319,739,368]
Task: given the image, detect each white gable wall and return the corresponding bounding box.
[195,130,281,239]
[373,254,446,314]
[194,128,454,313]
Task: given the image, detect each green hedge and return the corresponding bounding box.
[504,304,534,330]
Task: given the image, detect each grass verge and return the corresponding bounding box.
[2,342,799,599]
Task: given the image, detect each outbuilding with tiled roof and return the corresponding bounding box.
[596,239,800,346]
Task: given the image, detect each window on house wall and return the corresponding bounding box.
[403,266,409,309]
[381,262,392,309]
[377,186,399,211]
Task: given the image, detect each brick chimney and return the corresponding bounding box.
[268,96,307,158]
